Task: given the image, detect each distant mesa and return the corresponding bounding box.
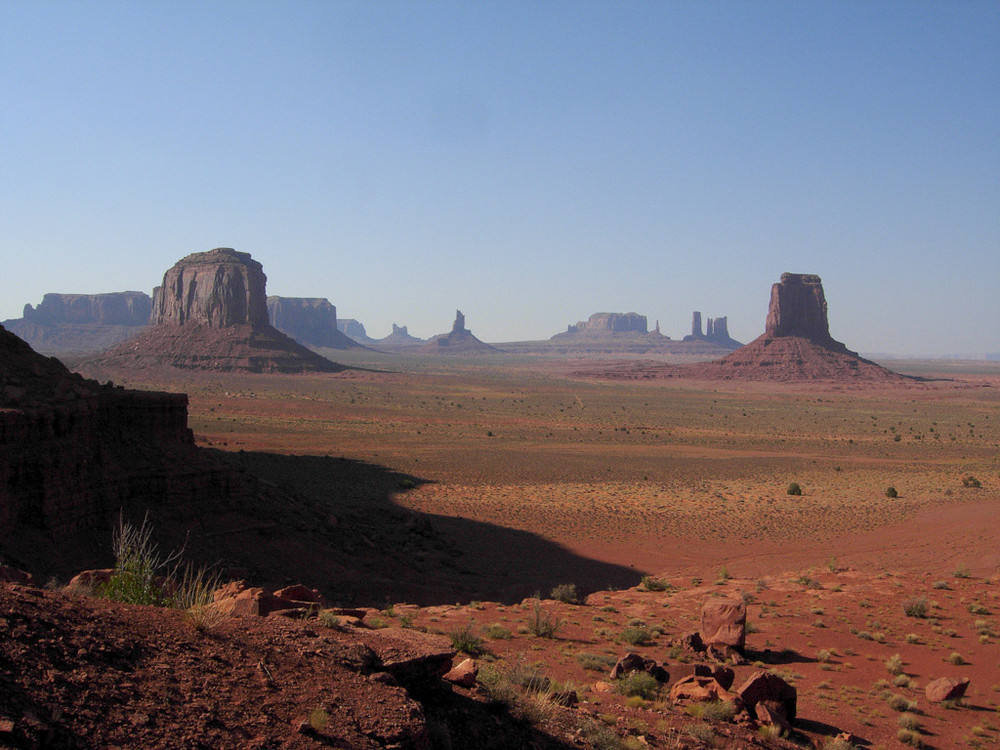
[629,273,908,382]
[2,292,152,355]
[266,296,365,351]
[419,310,499,354]
[558,312,651,336]
[682,311,742,348]
[89,248,344,373]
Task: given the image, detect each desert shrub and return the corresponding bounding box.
[639,576,670,592]
[550,583,579,604]
[624,695,646,709]
[953,563,972,578]
[962,475,981,488]
[886,486,898,498]
[318,610,341,629]
[885,653,904,675]
[896,728,923,747]
[526,601,561,638]
[699,700,738,723]
[903,597,929,618]
[786,482,802,496]
[685,723,715,743]
[450,622,484,655]
[98,513,179,607]
[946,651,964,665]
[898,713,921,731]
[758,724,783,740]
[617,672,659,699]
[931,580,950,590]
[904,633,920,644]
[823,738,858,750]
[816,649,833,663]
[893,674,912,688]
[967,602,990,615]
[620,626,653,646]
[577,652,617,672]
[485,623,512,640]
[887,694,918,712]
[398,478,416,489]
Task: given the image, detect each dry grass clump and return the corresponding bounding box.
[903,597,929,618]
[550,583,580,604]
[526,601,561,638]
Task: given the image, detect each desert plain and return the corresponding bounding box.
[68,350,1000,750]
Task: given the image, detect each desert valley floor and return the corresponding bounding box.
[38,352,1000,749]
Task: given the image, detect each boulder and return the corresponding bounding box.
[355,627,456,686]
[700,595,747,651]
[444,658,478,688]
[668,675,740,706]
[925,676,970,703]
[735,671,797,723]
[755,699,792,733]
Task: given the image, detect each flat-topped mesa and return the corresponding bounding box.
[22,292,151,326]
[266,297,363,350]
[566,312,647,335]
[765,273,836,344]
[154,248,269,328]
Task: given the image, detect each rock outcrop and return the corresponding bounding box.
[0,323,252,572]
[376,324,425,350]
[266,296,364,350]
[2,292,152,355]
[89,250,343,373]
[337,318,378,346]
[419,310,500,355]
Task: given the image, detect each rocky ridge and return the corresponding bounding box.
[419,310,499,355]
[90,249,343,373]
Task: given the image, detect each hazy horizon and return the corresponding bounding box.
[2,2,997,357]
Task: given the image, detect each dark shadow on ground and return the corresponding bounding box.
[745,647,817,666]
[158,450,642,607]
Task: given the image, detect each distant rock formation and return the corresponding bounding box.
[603,273,908,382]
[2,292,152,355]
[419,310,499,355]
[89,249,343,373]
[376,324,424,349]
[683,311,742,348]
[562,312,648,335]
[337,319,378,346]
[266,296,364,350]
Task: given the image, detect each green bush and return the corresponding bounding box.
[527,601,561,638]
[962,475,981,488]
[98,513,179,607]
[550,583,579,604]
[617,671,659,699]
[620,626,653,646]
[786,482,802,496]
[450,622,484,655]
[639,576,670,592]
[577,652,617,672]
[485,623,512,640]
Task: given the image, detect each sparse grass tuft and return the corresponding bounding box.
[885,653,905,675]
[639,576,670,592]
[897,728,923,747]
[527,601,561,639]
[485,623,512,640]
[450,621,485,655]
[620,626,653,646]
[946,651,964,665]
[98,513,178,607]
[577,652,617,672]
[617,672,659,700]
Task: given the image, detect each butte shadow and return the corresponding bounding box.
[217,450,643,607]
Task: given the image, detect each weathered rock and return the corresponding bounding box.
[210,587,284,617]
[665,663,713,688]
[355,627,456,687]
[755,699,792,733]
[274,584,326,606]
[444,657,478,687]
[668,675,741,706]
[676,631,706,653]
[609,652,668,682]
[266,296,364,350]
[337,318,376,345]
[550,690,579,707]
[692,311,703,337]
[375,324,426,350]
[925,676,970,703]
[154,248,267,327]
[700,595,747,651]
[736,671,797,723]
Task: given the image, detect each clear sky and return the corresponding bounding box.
[2,1,998,356]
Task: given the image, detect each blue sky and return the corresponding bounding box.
[2,1,997,355]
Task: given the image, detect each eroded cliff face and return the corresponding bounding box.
[266,297,363,350]
[22,292,152,326]
[154,248,269,328]
[764,273,833,343]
